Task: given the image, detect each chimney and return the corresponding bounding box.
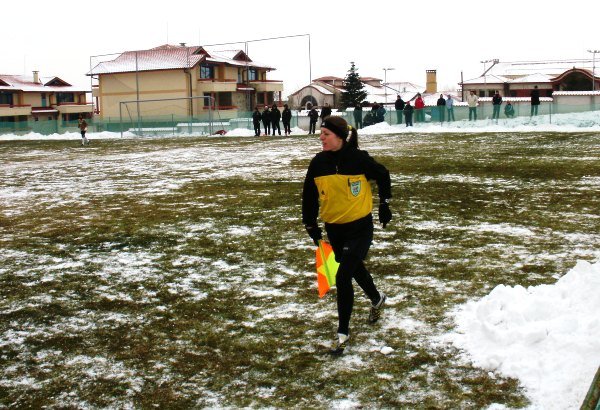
[426,69,437,94]
[33,71,39,84]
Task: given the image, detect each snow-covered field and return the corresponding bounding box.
[1,113,599,408]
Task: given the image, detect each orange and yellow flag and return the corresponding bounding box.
[315,240,339,298]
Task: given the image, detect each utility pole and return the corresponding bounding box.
[588,50,599,91]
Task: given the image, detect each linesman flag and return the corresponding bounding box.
[315,240,339,298]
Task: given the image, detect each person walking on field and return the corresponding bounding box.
[394,95,405,125]
[403,101,414,126]
[492,90,502,120]
[262,106,271,135]
[252,107,262,136]
[446,94,455,121]
[530,85,540,116]
[302,115,392,356]
[271,104,281,136]
[308,106,319,134]
[467,90,479,121]
[282,104,292,136]
[78,115,89,145]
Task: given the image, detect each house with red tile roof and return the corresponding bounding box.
[460,59,599,99]
[88,44,283,121]
[0,72,91,131]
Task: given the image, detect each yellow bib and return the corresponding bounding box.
[314,174,372,224]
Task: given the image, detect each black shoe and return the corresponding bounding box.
[368,293,386,323]
[330,333,349,356]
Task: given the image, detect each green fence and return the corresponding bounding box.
[1,101,599,137]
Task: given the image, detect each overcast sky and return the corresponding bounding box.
[3,0,599,97]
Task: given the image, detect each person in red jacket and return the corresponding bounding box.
[414,93,425,123]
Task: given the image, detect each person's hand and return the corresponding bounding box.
[378,202,392,228]
[305,224,322,246]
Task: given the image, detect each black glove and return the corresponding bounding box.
[378,202,392,228]
[305,224,322,246]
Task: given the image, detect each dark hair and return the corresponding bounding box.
[320,115,358,148]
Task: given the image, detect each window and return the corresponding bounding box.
[238,69,243,83]
[56,93,75,104]
[0,91,14,105]
[248,68,258,81]
[200,65,215,79]
[217,92,232,107]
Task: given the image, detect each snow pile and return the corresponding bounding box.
[359,110,600,134]
[446,260,600,409]
[1,111,600,141]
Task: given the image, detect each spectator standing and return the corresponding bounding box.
[403,101,414,127]
[320,103,332,124]
[436,94,446,123]
[414,93,425,122]
[504,101,515,118]
[394,95,405,125]
[353,104,363,129]
[467,90,479,121]
[252,106,262,136]
[271,104,281,136]
[530,85,540,116]
[262,106,271,135]
[376,103,386,123]
[282,104,292,136]
[492,91,502,120]
[446,94,455,121]
[308,106,319,134]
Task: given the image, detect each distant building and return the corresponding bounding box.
[460,59,599,99]
[0,72,91,131]
[287,75,425,110]
[88,44,283,120]
[287,70,463,110]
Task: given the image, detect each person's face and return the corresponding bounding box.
[319,127,343,152]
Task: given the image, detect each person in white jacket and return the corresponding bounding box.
[466,90,479,121]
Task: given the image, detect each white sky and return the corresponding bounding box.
[2,0,600,96]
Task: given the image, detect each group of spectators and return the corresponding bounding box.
[467,86,540,120]
[252,104,293,136]
[251,85,543,136]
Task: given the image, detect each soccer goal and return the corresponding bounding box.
[119,95,224,137]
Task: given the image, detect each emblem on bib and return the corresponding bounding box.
[350,180,361,197]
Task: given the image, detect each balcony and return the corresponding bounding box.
[249,80,283,93]
[196,79,237,93]
[56,103,94,114]
[0,104,32,117]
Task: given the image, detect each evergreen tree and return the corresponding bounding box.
[340,62,367,109]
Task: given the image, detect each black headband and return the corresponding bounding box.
[321,118,351,139]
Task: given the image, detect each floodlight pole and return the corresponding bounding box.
[383,68,394,105]
[588,50,599,91]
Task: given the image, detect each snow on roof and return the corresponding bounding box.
[489,59,593,78]
[462,74,511,85]
[0,74,88,92]
[309,84,334,95]
[509,73,554,83]
[89,45,274,76]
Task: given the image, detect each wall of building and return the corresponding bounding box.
[98,70,188,119]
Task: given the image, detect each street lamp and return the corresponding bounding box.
[480,58,498,96]
[383,67,395,105]
[588,50,599,91]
